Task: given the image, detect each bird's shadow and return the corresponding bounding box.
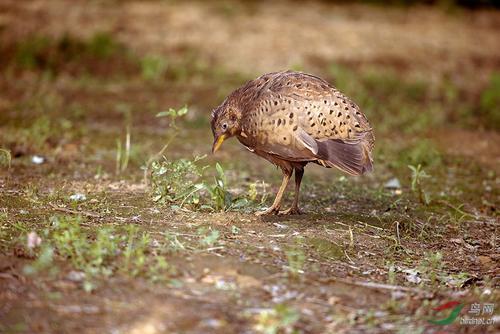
[258,210,386,230]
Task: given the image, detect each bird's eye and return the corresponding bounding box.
[221,123,228,131]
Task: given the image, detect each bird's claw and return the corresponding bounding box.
[255,206,280,216]
[255,206,303,216]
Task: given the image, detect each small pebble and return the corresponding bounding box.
[31,155,45,164]
[69,193,86,201]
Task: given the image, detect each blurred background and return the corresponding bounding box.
[1,0,499,212]
[0,0,499,211]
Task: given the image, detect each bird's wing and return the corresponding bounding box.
[241,71,374,174]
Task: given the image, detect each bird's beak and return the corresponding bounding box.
[212,134,227,153]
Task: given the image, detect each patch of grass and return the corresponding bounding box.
[150,156,205,205]
[142,105,189,184]
[0,149,11,168]
[22,215,175,291]
[203,162,252,212]
[327,63,494,133]
[394,139,442,169]
[5,32,133,76]
[146,107,257,211]
[253,304,300,334]
[328,64,433,134]
[14,35,51,69]
[2,89,85,153]
[150,157,256,212]
[419,251,443,286]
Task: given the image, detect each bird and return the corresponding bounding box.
[211,70,374,215]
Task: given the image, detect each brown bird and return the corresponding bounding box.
[211,70,374,215]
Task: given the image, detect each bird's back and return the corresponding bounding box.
[233,71,374,175]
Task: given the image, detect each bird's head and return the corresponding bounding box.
[210,102,241,153]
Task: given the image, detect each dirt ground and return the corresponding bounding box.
[0,1,499,333]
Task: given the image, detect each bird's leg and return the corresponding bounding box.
[256,169,292,216]
[281,167,304,215]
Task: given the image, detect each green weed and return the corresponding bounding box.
[419,251,443,286]
[12,32,123,72]
[149,156,250,211]
[408,164,431,205]
[86,32,119,58]
[143,105,189,184]
[14,35,51,69]
[156,105,188,128]
[204,163,234,211]
[253,304,300,334]
[197,226,220,247]
[23,245,57,277]
[162,232,187,253]
[204,163,262,212]
[150,156,205,205]
[0,149,11,168]
[141,54,168,81]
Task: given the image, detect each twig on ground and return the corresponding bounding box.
[48,203,101,218]
[319,277,433,298]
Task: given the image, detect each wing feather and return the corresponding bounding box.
[239,71,374,173]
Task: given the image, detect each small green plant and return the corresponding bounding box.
[203,163,253,212]
[23,245,57,277]
[408,164,430,205]
[143,105,189,185]
[162,232,186,253]
[141,54,168,81]
[253,304,300,334]
[0,149,11,169]
[204,163,233,211]
[155,105,188,128]
[419,251,443,286]
[150,156,205,205]
[197,226,220,247]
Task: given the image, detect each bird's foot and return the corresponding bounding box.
[279,207,303,215]
[255,206,280,216]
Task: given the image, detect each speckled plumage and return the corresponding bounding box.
[211,70,374,215]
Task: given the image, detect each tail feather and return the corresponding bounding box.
[316,133,374,176]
